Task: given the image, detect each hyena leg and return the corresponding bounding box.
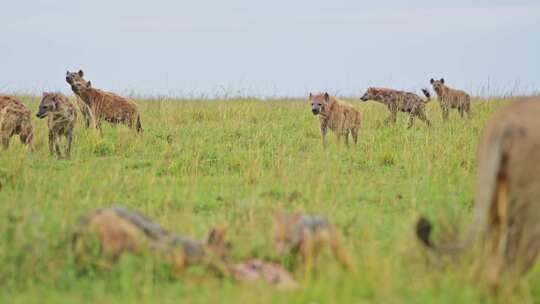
[320,126,328,148]
[329,229,354,271]
[351,128,358,145]
[441,104,449,121]
[1,135,10,149]
[53,134,62,159]
[48,130,54,155]
[343,129,350,146]
[417,111,431,127]
[407,115,415,129]
[459,106,465,119]
[66,131,73,159]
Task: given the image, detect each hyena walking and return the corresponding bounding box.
[360,87,431,128]
[273,210,354,271]
[36,92,77,159]
[72,204,230,275]
[66,70,143,132]
[0,95,34,149]
[430,78,471,120]
[309,92,361,147]
[66,70,93,128]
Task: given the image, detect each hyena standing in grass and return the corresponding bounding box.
[0,95,34,149]
[273,210,354,271]
[72,204,231,275]
[360,87,431,128]
[309,92,361,147]
[65,70,93,128]
[430,78,471,120]
[36,92,77,159]
[67,70,143,132]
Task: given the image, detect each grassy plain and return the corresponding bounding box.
[0,95,538,303]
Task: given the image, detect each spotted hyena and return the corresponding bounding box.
[66,70,93,128]
[0,95,34,149]
[430,78,471,120]
[36,92,77,159]
[70,76,143,132]
[309,92,361,147]
[360,87,431,128]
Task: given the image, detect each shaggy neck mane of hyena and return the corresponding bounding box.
[320,96,340,119]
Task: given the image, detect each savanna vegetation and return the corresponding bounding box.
[1,96,538,303]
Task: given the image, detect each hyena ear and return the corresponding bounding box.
[42,92,48,98]
[78,70,84,77]
[440,78,445,84]
[66,71,70,76]
[86,81,92,88]
[309,92,312,99]
[323,92,330,102]
[430,78,435,84]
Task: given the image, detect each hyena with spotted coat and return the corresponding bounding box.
[430,78,471,120]
[36,92,77,159]
[67,70,143,132]
[360,87,431,128]
[66,70,93,128]
[309,92,361,147]
[0,95,34,149]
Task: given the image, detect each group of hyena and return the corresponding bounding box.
[310,78,471,146]
[0,70,142,158]
[2,71,538,291]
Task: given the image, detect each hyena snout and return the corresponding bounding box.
[311,104,321,115]
[36,107,48,119]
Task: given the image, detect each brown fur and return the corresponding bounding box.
[231,259,299,290]
[360,87,431,128]
[72,204,230,275]
[309,92,361,147]
[416,97,540,290]
[0,95,34,149]
[36,92,77,159]
[273,209,354,271]
[68,72,142,132]
[66,70,93,128]
[430,78,471,120]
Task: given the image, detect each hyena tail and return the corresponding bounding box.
[136,115,143,133]
[421,88,431,102]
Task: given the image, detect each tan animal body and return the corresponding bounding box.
[0,95,34,149]
[36,92,77,159]
[430,78,471,120]
[309,92,361,147]
[65,70,93,128]
[68,71,142,132]
[273,210,354,270]
[416,97,540,289]
[360,87,431,128]
[72,204,230,275]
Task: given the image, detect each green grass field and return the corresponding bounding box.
[1,96,538,303]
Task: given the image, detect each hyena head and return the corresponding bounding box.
[430,78,446,95]
[36,92,62,119]
[360,88,377,102]
[70,80,92,98]
[272,210,302,254]
[309,92,330,115]
[66,70,86,85]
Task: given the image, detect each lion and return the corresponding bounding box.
[309,92,361,147]
[416,97,540,290]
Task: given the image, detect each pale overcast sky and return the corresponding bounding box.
[1,0,539,97]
